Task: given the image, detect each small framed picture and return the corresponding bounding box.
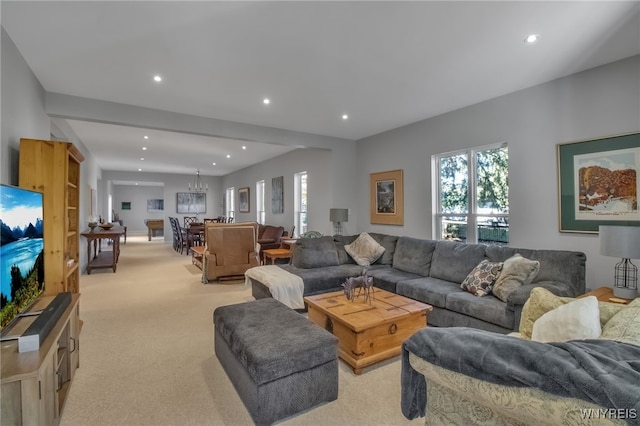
[121,201,131,210]
[147,199,164,213]
[238,187,250,213]
[370,169,404,225]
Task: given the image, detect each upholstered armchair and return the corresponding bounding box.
[257,224,285,263]
[204,222,259,282]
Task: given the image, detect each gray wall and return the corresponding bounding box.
[1,28,101,271]
[355,55,640,290]
[223,148,336,235]
[1,28,49,184]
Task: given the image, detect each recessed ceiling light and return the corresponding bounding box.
[212,162,216,166]
[263,98,270,105]
[342,114,349,120]
[140,157,144,161]
[138,168,142,172]
[242,146,246,150]
[142,147,147,151]
[226,154,231,158]
[153,75,162,82]
[524,34,540,44]
[144,135,149,139]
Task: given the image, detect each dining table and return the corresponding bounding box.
[184,222,205,252]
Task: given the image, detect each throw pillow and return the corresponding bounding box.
[492,253,540,302]
[519,288,630,339]
[519,287,567,339]
[460,260,503,297]
[600,298,640,346]
[344,232,385,267]
[531,296,601,342]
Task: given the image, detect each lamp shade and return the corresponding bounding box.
[599,226,640,259]
[329,208,348,222]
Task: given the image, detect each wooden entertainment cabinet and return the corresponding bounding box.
[1,294,80,425]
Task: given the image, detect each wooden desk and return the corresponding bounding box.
[145,219,164,241]
[81,226,126,274]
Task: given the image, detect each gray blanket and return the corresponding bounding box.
[401,327,640,424]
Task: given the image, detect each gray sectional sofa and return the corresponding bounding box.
[249,233,586,333]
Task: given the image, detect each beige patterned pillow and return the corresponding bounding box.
[519,287,566,339]
[344,232,385,267]
[493,253,540,302]
[600,298,640,345]
[598,301,627,327]
[461,260,503,297]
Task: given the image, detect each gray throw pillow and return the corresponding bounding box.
[492,253,540,302]
[292,236,339,268]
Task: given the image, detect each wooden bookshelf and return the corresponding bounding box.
[19,139,84,295]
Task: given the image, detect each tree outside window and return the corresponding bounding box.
[434,144,508,244]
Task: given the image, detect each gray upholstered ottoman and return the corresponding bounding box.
[213,298,339,425]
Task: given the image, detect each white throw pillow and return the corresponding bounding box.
[531,296,601,342]
[344,232,385,267]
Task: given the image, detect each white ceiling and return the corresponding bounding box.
[3,1,640,177]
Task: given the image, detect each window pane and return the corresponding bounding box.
[299,212,308,234]
[476,147,509,214]
[477,217,509,245]
[440,154,468,213]
[441,216,467,242]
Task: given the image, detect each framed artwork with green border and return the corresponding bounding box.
[557,132,639,233]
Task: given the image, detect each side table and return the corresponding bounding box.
[263,248,292,265]
[191,246,205,270]
[581,287,636,304]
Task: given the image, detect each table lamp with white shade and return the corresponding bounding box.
[329,208,348,236]
[599,225,640,299]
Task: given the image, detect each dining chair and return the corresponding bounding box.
[184,216,198,228]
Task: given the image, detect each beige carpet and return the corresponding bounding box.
[60,235,422,426]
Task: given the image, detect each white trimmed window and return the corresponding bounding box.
[294,171,307,236]
[225,187,235,219]
[433,143,509,244]
[256,180,265,224]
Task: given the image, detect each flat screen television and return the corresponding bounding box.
[0,184,45,333]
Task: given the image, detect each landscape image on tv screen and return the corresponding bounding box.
[0,184,45,331]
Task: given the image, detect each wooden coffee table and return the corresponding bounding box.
[304,288,432,374]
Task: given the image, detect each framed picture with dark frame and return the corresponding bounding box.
[238,187,250,213]
[557,132,640,233]
[272,176,284,214]
[370,169,404,225]
[121,201,131,210]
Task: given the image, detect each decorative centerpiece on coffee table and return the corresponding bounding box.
[341,269,374,304]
